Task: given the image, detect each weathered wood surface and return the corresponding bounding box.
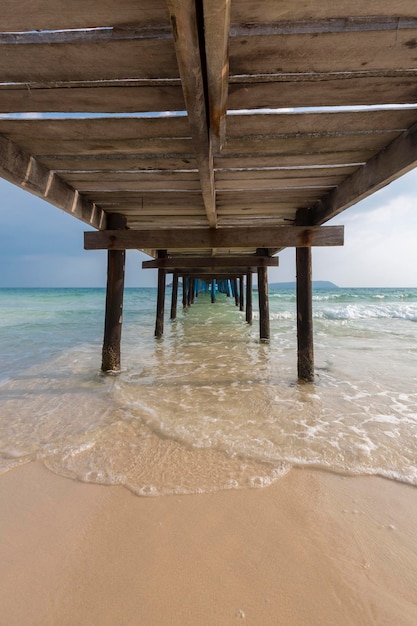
[239,276,244,312]
[102,249,126,372]
[203,0,231,152]
[229,29,417,75]
[142,256,279,269]
[246,271,253,325]
[0,134,104,229]
[228,75,417,110]
[0,84,185,114]
[1,0,170,30]
[313,121,417,224]
[170,273,179,320]
[166,0,217,228]
[0,39,179,83]
[296,247,314,382]
[3,0,416,32]
[85,225,344,250]
[230,1,417,22]
[257,266,270,342]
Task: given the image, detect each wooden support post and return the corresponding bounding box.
[187,278,192,307]
[246,271,253,324]
[239,276,244,312]
[101,214,126,373]
[155,251,167,339]
[211,278,216,303]
[190,278,196,304]
[257,266,270,342]
[170,273,179,320]
[182,277,187,308]
[296,247,314,382]
[233,278,239,306]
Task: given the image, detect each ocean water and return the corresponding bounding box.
[1,285,417,495]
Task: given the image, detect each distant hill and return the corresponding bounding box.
[269,281,339,290]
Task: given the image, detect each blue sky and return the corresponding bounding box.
[1,168,417,288]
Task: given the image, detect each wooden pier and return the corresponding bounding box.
[2,1,417,381]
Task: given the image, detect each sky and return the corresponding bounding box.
[1,167,417,288]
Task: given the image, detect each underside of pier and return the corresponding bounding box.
[2,1,417,380]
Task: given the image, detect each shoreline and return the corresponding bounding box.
[1,462,417,625]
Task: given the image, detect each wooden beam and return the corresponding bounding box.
[166,0,217,227]
[142,255,279,269]
[313,122,417,225]
[178,270,246,278]
[203,0,231,152]
[85,225,344,250]
[0,134,105,229]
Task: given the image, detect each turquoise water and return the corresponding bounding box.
[1,286,417,494]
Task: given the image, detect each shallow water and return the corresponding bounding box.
[1,286,417,495]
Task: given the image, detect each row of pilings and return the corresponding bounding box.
[101,253,313,382]
[155,270,270,345]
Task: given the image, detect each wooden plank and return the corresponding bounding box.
[313,121,417,224]
[0,134,104,229]
[1,0,170,30]
[62,171,200,184]
[226,110,417,137]
[203,0,231,151]
[228,74,417,110]
[81,191,205,207]
[216,176,345,191]
[230,1,417,22]
[166,0,217,227]
[97,207,206,217]
[40,156,198,172]
[215,165,357,181]
[230,17,417,37]
[84,225,344,250]
[142,256,279,269]
[67,180,203,193]
[0,40,179,83]
[0,84,185,114]
[0,118,193,157]
[0,117,191,140]
[229,29,417,75]
[214,152,371,168]
[221,132,403,157]
[216,189,328,205]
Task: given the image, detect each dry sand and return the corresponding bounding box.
[1,463,417,626]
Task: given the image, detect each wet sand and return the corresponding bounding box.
[1,462,417,625]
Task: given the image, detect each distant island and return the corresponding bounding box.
[269,281,339,290]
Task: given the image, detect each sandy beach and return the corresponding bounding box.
[1,464,417,625]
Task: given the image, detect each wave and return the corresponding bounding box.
[317,304,417,321]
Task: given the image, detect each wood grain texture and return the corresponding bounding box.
[84,226,344,250]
